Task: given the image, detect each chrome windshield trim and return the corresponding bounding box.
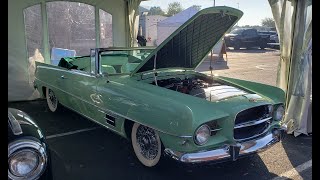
[234,117,272,129]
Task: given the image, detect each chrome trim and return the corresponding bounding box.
[235,126,270,142]
[234,117,271,129]
[36,78,191,138]
[8,139,47,180]
[232,104,272,141]
[97,47,156,51]
[104,117,116,126]
[211,128,222,132]
[8,111,23,135]
[164,128,285,163]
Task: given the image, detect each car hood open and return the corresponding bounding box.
[132,6,243,74]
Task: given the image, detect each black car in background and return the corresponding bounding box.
[224,28,270,50]
[8,108,52,180]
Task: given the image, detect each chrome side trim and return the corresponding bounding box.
[234,117,271,129]
[164,128,285,163]
[35,78,192,138]
[104,117,116,126]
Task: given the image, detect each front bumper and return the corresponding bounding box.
[164,127,286,163]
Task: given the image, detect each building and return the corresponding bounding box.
[139,15,167,46]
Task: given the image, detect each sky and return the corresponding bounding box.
[140,0,273,26]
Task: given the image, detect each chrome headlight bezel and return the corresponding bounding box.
[194,124,211,146]
[8,139,47,180]
[274,104,285,121]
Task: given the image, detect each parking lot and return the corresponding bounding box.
[9,48,312,180]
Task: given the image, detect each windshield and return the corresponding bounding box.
[99,48,154,74]
[230,29,244,34]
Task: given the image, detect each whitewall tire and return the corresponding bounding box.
[46,88,59,112]
[131,123,162,167]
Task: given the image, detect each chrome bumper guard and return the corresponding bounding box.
[164,127,286,163]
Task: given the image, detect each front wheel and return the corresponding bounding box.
[46,88,59,112]
[131,123,162,167]
[233,41,241,50]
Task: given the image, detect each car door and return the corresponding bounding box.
[242,30,252,43]
[60,68,99,121]
[94,75,133,133]
[38,66,71,107]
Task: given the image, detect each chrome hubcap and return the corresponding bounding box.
[48,90,57,108]
[136,125,158,160]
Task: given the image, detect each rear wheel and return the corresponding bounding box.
[46,88,59,112]
[131,123,162,167]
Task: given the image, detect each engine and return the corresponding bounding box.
[151,76,248,102]
[151,77,221,98]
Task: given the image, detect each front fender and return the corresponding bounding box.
[125,96,195,137]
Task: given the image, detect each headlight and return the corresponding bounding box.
[9,149,39,177]
[194,124,210,145]
[267,104,273,117]
[274,105,285,121]
[8,139,47,180]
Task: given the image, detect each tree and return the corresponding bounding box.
[167,2,184,16]
[261,17,275,28]
[149,6,165,16]
[191,5,201,11]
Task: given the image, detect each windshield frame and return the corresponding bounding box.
[91,47,156,76]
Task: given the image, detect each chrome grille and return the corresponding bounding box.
[234,105,271,141]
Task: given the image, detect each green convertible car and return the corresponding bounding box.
[34,6,286,167]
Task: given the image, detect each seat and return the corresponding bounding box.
[101,65,116,74]
[121,63,139,73]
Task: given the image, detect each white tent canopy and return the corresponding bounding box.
[8,0,140,101]
[156,6,224,54]
[156,7,199,45]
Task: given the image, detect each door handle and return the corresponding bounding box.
[61,75,67,79]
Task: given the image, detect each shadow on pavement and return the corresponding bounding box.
[280,134,312,179]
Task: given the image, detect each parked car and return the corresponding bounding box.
[258,31,277,37]
[8,108,52,180]
[269,34,279,43]
[224,28,270,50]
[268,34,280,49]
[34,7,286,167]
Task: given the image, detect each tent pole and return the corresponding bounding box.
[41,1,50,64]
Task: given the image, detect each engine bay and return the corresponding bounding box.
[150,75,249,101]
